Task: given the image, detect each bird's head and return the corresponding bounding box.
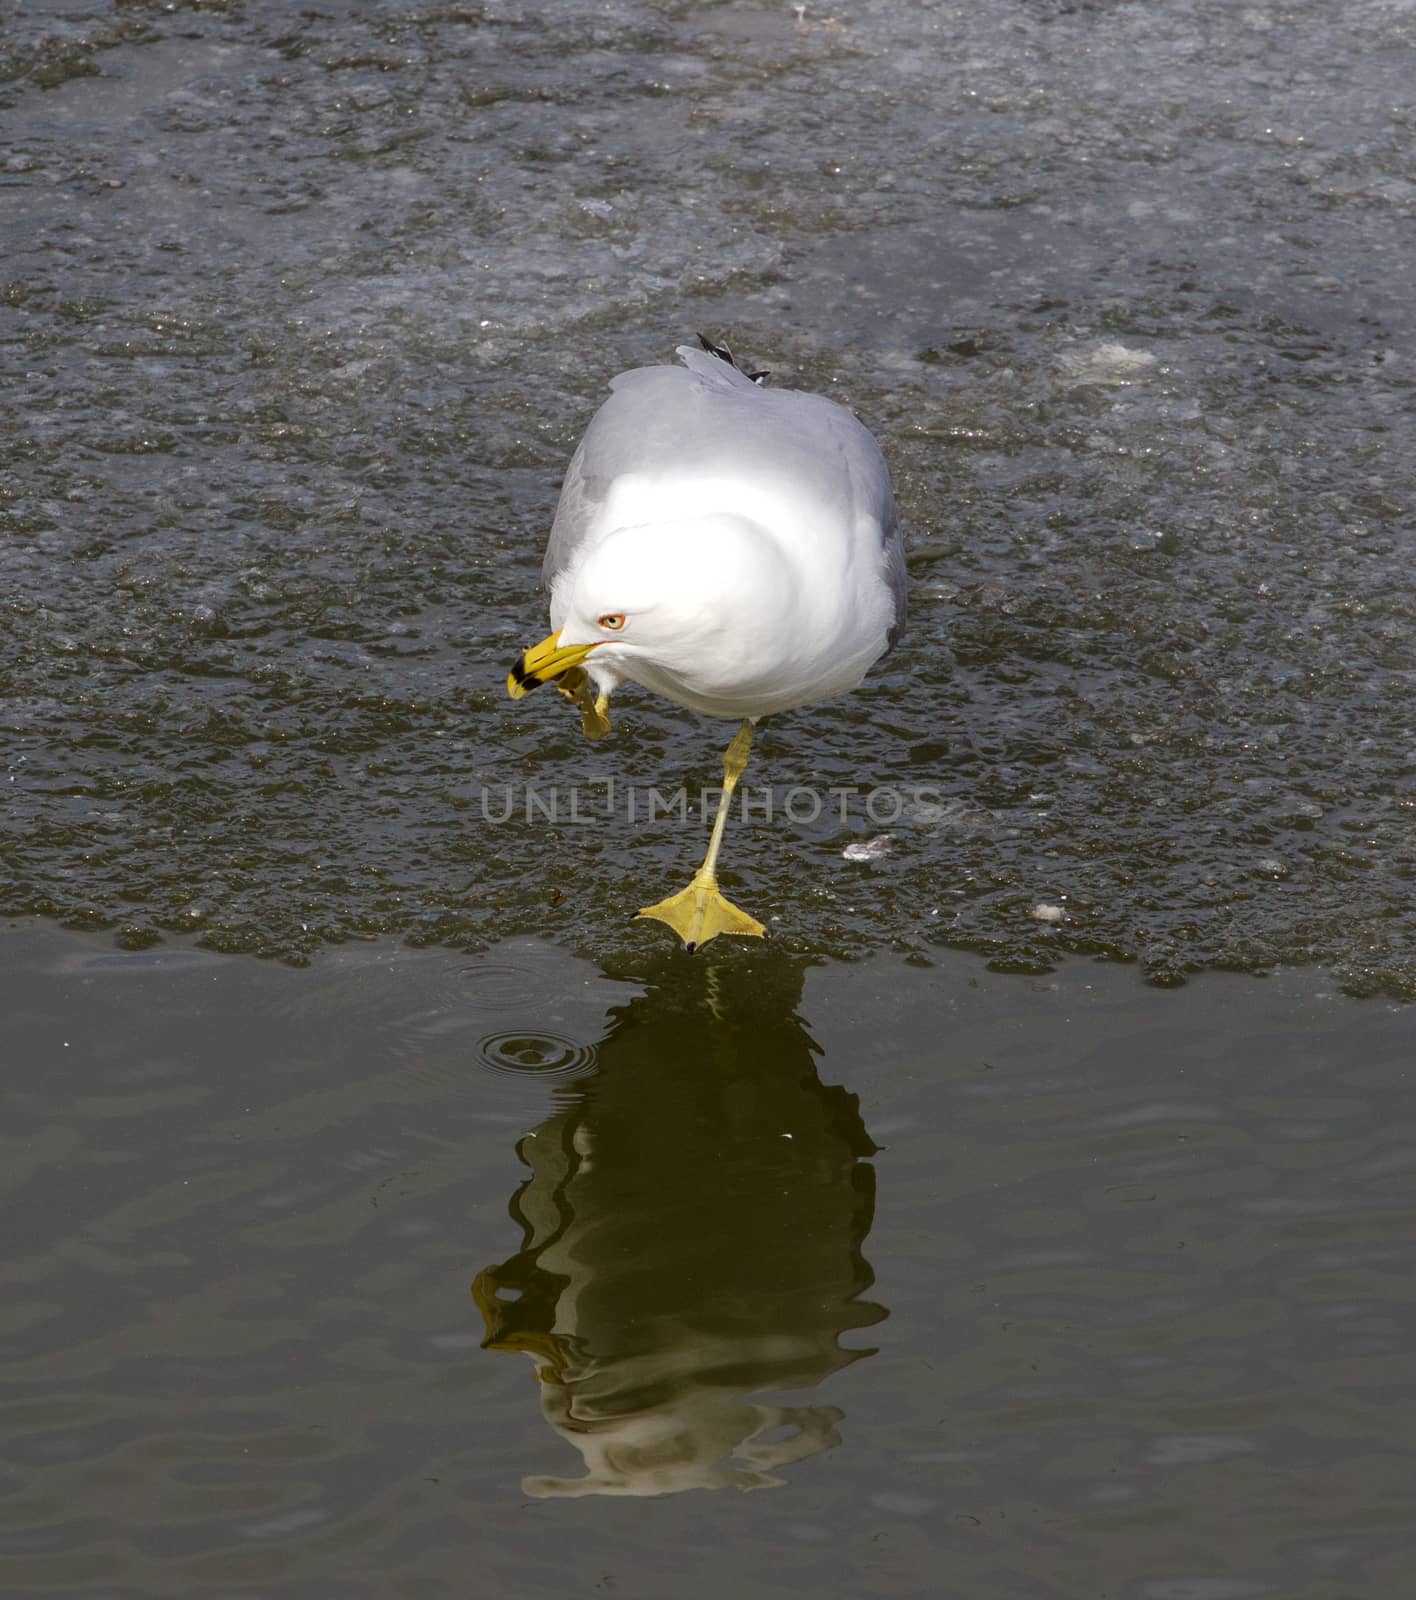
[507,515,795,702]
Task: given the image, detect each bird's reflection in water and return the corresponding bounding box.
[473,951,885,1498]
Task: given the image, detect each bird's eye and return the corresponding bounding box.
[598,613,626,632]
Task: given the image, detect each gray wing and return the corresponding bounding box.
[542,347,758,588]
[541,435,594,588]
[794,365,906,652]
[542,346,903,639]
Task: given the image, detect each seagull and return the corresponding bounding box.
[506,336,907,951]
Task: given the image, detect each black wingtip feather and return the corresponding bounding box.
[695,333,769,385]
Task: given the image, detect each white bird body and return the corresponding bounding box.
[508,339,906,949]
[542,344,906,720]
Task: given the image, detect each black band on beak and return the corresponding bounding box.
[509,655,544,693]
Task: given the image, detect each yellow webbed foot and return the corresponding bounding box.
[636,875,766,953]
[585,691,611,741]
[555,667,611,741]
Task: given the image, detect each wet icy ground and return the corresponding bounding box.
[2,0,1413,990]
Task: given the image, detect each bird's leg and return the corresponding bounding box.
[637,719,766,952]
[555,666,611,741]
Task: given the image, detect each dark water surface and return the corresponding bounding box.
[2,1,1413,991]
[2,926,1414,1596]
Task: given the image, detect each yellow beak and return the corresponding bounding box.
[507,630,600,699]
